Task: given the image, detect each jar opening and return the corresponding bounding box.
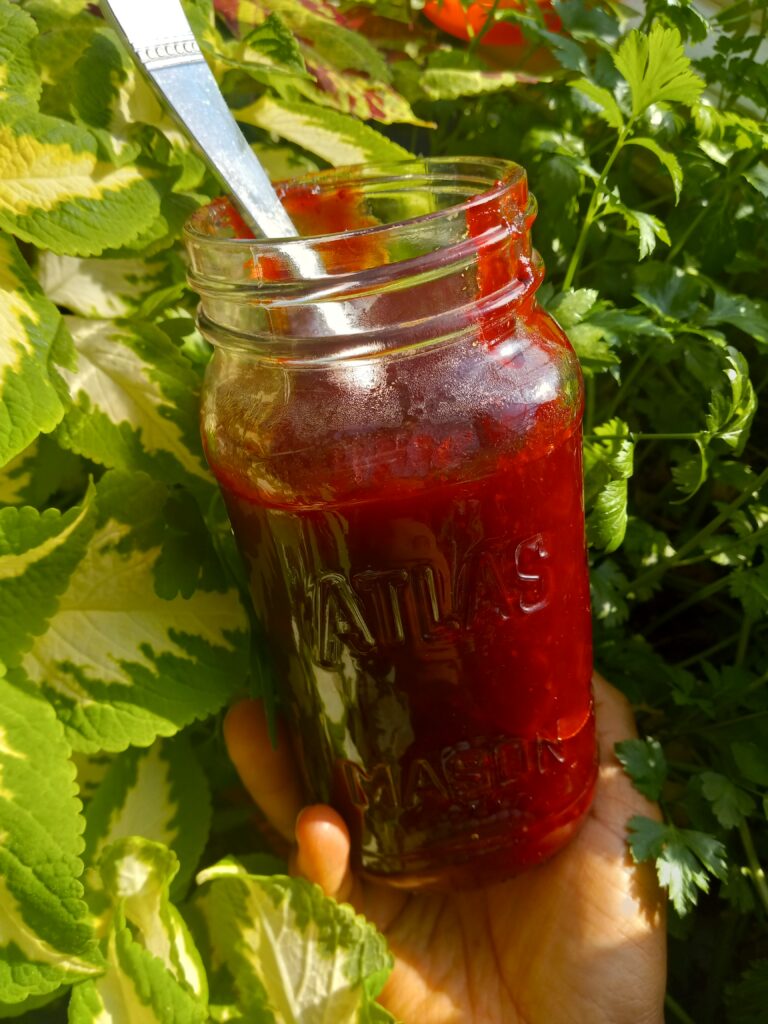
[185,157,528,248]
[184,157,540,359]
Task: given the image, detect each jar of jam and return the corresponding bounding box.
[185,158,596,890]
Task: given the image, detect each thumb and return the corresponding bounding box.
[293,804,356,905]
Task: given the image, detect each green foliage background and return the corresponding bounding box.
[0,0,766,1020]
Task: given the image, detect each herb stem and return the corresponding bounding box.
[674,523,768,569]
[739,820,768,917]
[675,633,738,668]
[603,348,652,419]
[468,0,504,52]
[646,573,732,633]
[665,993,696,1024]
[626,465,768,593]
[563,127,630,290]
[666,201,708,262]
[734,615,753,668]
[584,376,596,434]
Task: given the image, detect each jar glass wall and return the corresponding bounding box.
[185,158,596,890]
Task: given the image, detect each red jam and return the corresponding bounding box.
[197,167,596,889]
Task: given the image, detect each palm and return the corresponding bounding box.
[225,675,666,1024]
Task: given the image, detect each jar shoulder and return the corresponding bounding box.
[202,310,583,506]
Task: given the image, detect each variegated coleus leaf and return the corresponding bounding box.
[189,860,396,1023]
[237,96,410,166]
[0,482,97,672]
[54,317,211,499]
[0,0,41,114]
[20,469,248,753]
[35,252,173,320]
[0,231,71,469]
[221,0,427,126]
[83,734,211,917]
[0,109,160,257]
[393,62,537,102]
[68,838,207,1023]
[0,436,86,509]
[66,23,208,191]
[0,673,102,1004]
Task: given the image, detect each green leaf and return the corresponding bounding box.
[35,252,171,320]
[65,28,153,165]
[613,24,704,118]
[229,0,424,125]
[615,737,667,800]
[587,477,629,551]
[590,559,629,627]
[262,0,391,80]
[69,838,207,1023]
[728,564,768,620]
[700,772,755,830]
[726,960,768,1024]
[0,674,102,1003]
[395,63,527,102]
[0,231,70,468]
[625,137,683,203]
[633,261,703,320]
[20,470,248,753]
[548,288,599,329]
[55,318,212,497]
[627,816,727,915]
[670,440,708,501]
[83,735,212,915]
[705,347,756,453]
[606,202,670,259]
[0,0,40,113]
[0,988,66,1019]
[0,485,96,671]
[240,13,307,76]
[190,861,394,1023]
[705,286,768,346]
[584,419,634,552]
[569,79,624,130]
[732,742,768,787]
[235,96,410,166]
[0,112,160,256]
[567,322,620,371]
[0,435,86,509]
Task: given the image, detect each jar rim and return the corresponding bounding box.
[183,156,526,248]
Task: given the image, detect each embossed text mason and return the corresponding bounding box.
[186,159,597,890]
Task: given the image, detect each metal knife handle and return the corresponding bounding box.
[100,0,298,239]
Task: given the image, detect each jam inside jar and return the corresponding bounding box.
[185,158,597,890]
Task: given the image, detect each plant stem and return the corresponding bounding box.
[583,432,703,441]
[584,376,596,434]
[739,819,768,917]
[674,523,768,569]
[734,615,753,668]
[646,573,733,633]
[468,0,503,52]
[626,465,768,593]
[666,201,708,262]
[563,127,630,290]
[665,993,696,1024]
[603,348,652,420]
[675,633,738,668]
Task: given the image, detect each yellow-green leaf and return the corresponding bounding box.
[21,471,248,753]
[0,112,160,256]
[0,231,69,467]
[0,674,102,1003]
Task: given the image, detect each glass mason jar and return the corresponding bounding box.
[185,158,596,891]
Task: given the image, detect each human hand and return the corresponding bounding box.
[224,674,666,1024]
